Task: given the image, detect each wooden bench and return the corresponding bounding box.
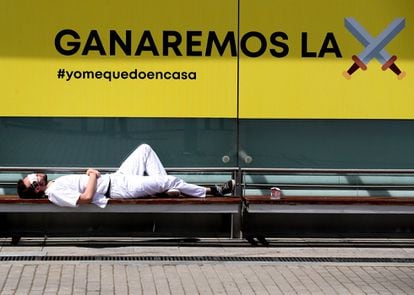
[242,195,414,241]
[0,167,242,242]
[241,169,414,239]
[0,195,242,242]
[0,195,240,213]
[3,167,414,241]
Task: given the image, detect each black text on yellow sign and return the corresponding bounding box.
[55,29,342,58]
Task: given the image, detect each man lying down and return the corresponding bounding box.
[16,144,235,208]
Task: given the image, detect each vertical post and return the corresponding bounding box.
[231,168,243,239]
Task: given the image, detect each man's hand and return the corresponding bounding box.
[86,169,101,177]
[78,169,100,204]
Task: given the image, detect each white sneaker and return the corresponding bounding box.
[166,189,180,197]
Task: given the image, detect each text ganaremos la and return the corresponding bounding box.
[55,29,342,58]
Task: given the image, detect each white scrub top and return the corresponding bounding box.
[46,174,110,208]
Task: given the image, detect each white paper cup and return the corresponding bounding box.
[270,187,281,199]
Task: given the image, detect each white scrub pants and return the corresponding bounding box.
[109,144,207,198]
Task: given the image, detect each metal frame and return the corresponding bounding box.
[244,204,414,214]
[240,168,414,192]
[240,168,414,174]
[0,167,239,173]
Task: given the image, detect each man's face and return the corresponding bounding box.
[23,173,48,193]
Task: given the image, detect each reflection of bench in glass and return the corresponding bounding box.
[241,168,414,213]
[243,167,414,189]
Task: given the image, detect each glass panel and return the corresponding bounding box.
[239,119,414,169]
[0,118,237,168]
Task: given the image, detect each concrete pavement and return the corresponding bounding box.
[0,237,413,294]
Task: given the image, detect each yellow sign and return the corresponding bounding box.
[239,0,414,119]
[0,0,413,119]
[0,0,237,118]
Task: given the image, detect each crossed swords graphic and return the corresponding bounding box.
[343,17,406,80]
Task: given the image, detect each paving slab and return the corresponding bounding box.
[0,237,413,294]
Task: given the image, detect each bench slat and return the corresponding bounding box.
[0,195,240,205]
[243,196,414,205]
[243,196,414,214]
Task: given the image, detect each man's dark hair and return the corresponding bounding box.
[16,179,45,199]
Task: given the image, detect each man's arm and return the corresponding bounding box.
[78,169,101,204]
